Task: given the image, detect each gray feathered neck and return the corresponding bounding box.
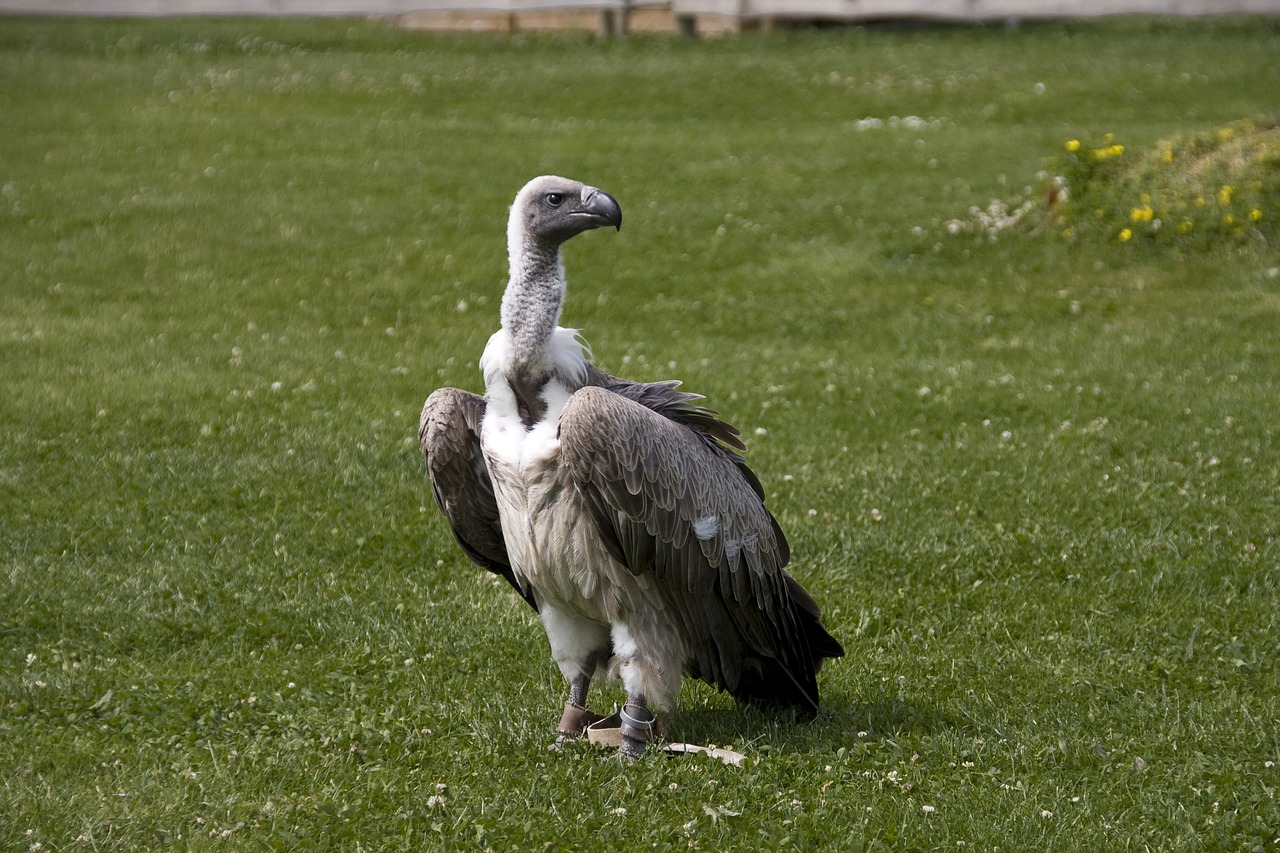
[500,229,566,377]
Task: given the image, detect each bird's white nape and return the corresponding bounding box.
[481,326,589,391]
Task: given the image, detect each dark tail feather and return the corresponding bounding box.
[729,588,845,717]
[731,657,822,718]
[786,573,846,665]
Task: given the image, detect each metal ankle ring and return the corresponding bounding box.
[620,705,655,733]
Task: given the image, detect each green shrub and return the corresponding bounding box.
[1051,116,1280,248]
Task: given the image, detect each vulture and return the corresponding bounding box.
[420,176,843,757]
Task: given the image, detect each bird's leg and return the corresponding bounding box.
[542,608,610,744]
[556,652,603,738]
[619,693,658,759]
[568,656,593,708]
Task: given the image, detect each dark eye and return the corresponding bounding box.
[545,193,564,207]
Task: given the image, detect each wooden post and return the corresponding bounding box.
[599,3,631,38]
[675,13,697,38]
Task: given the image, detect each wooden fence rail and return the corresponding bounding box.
[2,0,1277,35]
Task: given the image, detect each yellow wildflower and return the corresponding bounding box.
[1129,204,1154,223]
[1177,220,1194,235]
[1250,209,1263,222]
[1065,139,1081,153]
[1118,228,1133,242]
[1218,185,1234,206]
[1223,214,1235,226]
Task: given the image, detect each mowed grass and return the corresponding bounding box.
[2,14,1279,850]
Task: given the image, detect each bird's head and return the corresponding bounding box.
[508,175,622,251]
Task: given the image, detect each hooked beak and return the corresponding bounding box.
[573,185,622,231]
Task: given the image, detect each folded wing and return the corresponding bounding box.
[419,387,537,611]
[557,383,843,713]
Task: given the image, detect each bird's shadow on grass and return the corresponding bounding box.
[666,686,963,752]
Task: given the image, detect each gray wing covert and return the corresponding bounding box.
[419,387,537,611]
[557,385,835,713]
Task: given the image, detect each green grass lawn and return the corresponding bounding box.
[3,14,1279,850]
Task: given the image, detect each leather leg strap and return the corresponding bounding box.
[558,701,605,737]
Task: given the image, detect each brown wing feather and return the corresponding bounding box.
[419,387,537,611]
[557,385,842,713]
[583,364,747,452]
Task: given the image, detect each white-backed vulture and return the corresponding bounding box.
[420,176,843,757]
